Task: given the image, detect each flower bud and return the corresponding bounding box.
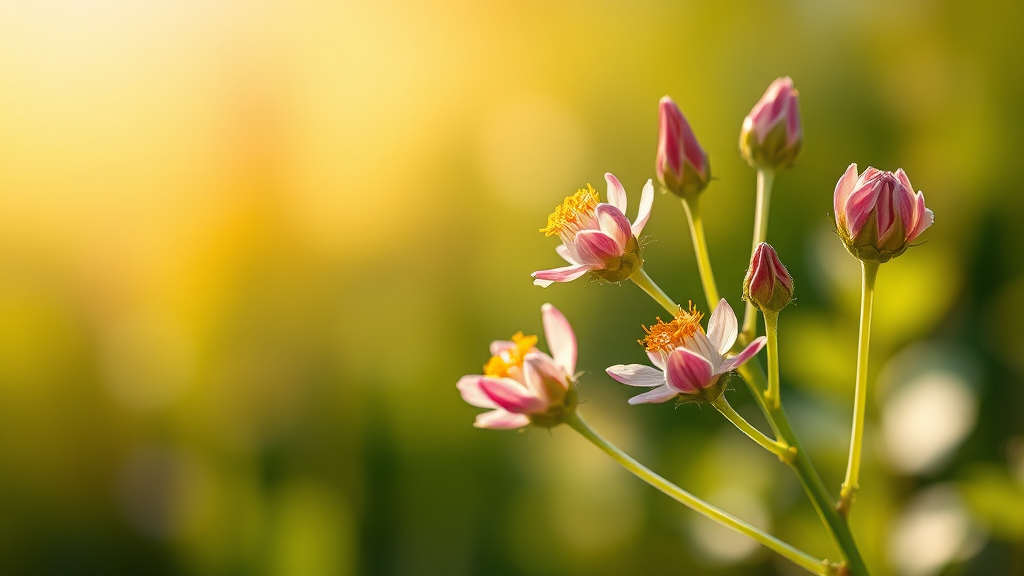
[656,96,710,198]
[833,164,934,263]
[739,77,803,171]
[743,243,794,313]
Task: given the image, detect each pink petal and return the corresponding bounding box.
[705,298,738,355]
[555,244,577,264]
[474,409,530,429]
[457,375,498,408]
[631,179,654,237]
[719,336,767,374]
[895,168,914,193]
[533,263,593,287]
[627,384,678,405]
[521,356,552,402]
[542,303,577,376]
[833,163,860,227]
[845,177,883,238]
[595,204,632,252]
[908,193,933,242]
[606,364,666,387]
[604,173,627,214]
[665,347,715,394]
[574,230,621,265]
[647,349,668,370]
[785,90,801,146]
[479,377,545,414]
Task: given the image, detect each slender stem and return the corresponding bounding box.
[736,362,870,576]
[630,268,680,314]
[839,261,879,517]
[566,411,835,576]
[712,396,791,461]
[764,311,782,410]
[741,169,775,342]
[681,196,720,311]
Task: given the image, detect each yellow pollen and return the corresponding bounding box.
[540,184,599,236]
[484,332,538,378]
[639,302,705,353]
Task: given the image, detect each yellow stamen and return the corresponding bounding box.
[540,184,599,236]
[640,302,705,353]
[484,332,538,378]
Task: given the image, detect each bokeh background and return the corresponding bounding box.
[2,1,1023,575]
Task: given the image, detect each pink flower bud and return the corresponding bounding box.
[739,77,803,171]
[743,243,794,313]
[833,164,934,263]
[656,96,710,198]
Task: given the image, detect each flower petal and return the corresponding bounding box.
[833,163,860,227]
[706,298,738,355]
[474,409,530,429]
[457,375,498,408]
[647,349,667,370]
[533,264,593,287]
[595,203,632,252]
[665,347,715,394]
[631,179,654,237]
[604,172,627,213]
[555,244,577,264]
[606,364,666,387]
[479,377,545,414]
[627,384,678,405]
[719,336,767,374]
[542,303,577,376]
[574,230,621,264]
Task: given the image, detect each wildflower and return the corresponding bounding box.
[833,164,934,263]
[740,77,803,171]
[456,304,578,429]
[743,242,794,313]
[606,300,766,405]
[656,97,711,198]
[533,173,653,286]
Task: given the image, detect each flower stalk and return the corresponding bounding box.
[681,196,720,310]
[764,310,782,410]
[566,411,836,576]
[711,396,792,462]
[741,168,775,342]
[839,260,879,516]
[630,268,680,314]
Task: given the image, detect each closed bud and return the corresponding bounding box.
[744,243,794,313]
[833,164,934,264]
[656,96,710,198]
[740,77,803,172]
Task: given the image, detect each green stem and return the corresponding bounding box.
[764,310,782,410]
[839,260,879,517]
[712,396,791,461]
[736,362,870,576]
[741,169,775,342]
[566,411,835,576]
[681,196,720,311]
[630,268,680,314]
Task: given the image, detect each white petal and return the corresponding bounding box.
[474,410,530,429]
[706,298,738,355]
[542,303,577,376]
[627,385,678,405]
[606,364,665,387]
[631,179,654,237]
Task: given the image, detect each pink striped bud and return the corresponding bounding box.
[656,96,710,198]
[740,77,803,171]
[833,164,934,263]
[743,243,794,313]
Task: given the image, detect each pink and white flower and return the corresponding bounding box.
[656,96,711,198]
[833,163,934,263]
[740,77,803,171]
[456,304,578,429]
[606,300,766,405]
[533,173,653,287]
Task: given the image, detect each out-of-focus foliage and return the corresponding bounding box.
[1,1,1022,575]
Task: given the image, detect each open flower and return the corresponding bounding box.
[833,164,934,263]
[606,300,766,405]
[456,304,578,429]
[533,173,653,287]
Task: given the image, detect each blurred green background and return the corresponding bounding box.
[1,1,1023,575]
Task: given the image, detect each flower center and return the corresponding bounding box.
[640,303,705,353]
[483,332,537,378]
[540,184,599,237]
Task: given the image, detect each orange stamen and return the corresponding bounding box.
[639,302,704,353]
[540,184,599,236]
[484,332,538,378]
